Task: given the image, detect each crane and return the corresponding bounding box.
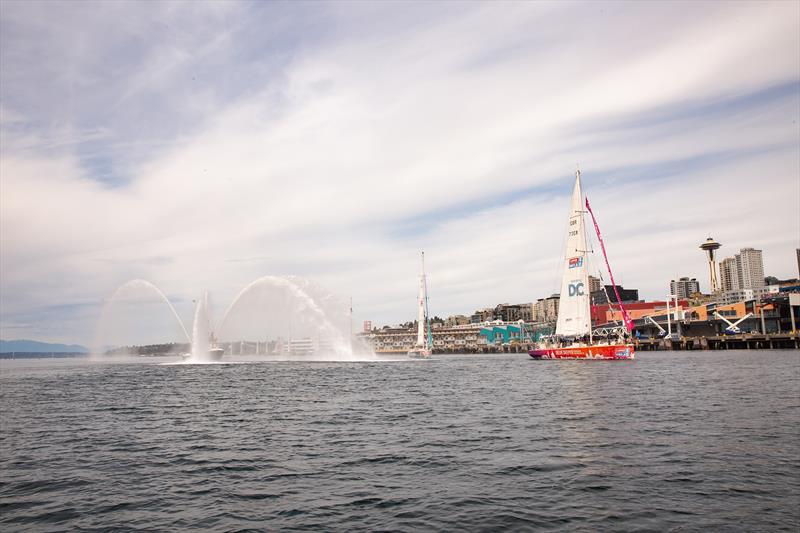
[713,311,754,334]
[644,315,666,337]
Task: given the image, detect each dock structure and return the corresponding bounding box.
[635,332,799,351]
[365,333,799,354]
[365,330,800,354]
[623,292,800,351]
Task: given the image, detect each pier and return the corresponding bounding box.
[634,332,799,351]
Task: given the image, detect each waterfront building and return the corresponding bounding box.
[494,302,533,322]
[719,258,739,291]
[590,285,639,305]
[479,323,525,345]
[359,322,530,353]
[591,300,689,326]
[445,314,470,327]
[270,337,317,355]
[470,307,494,324]
[765,278,800,293]
[713,285,778,305]
[588,275,602,293]
[533,294,559,323]
[736,247,765,289]
[631,295,797,339]
[670,277,701,299]
[522,303,534,322]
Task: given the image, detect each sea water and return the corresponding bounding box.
[1,350,798,530]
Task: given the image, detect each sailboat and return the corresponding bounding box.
[408,251,433,359]
[208,332,224,361]
[529,170,635,360]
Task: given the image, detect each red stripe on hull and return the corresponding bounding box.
[528,344,635,360]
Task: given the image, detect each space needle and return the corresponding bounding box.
[699,237,721,293]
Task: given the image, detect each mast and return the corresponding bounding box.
[416,251,426,347]
[349,297,353,351]
[555,170,592,337]
[423,252,432,349]
[584,192,593,346]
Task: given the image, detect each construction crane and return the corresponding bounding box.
[713,311,754,334]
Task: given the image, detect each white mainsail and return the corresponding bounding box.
[555,171,591,337]
[416,252,427,347]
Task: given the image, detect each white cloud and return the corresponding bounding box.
[1,0,798,343]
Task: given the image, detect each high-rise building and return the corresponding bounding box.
[719,257,739,291]
[735,248,764,289]
[670,277,701,299]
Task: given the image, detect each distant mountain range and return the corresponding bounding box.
[0,339,88,353]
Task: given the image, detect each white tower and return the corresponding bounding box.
[699,237,721,293]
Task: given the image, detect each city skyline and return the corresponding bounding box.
[1,1,799,344]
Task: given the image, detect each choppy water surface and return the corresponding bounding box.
[1,351,798,531]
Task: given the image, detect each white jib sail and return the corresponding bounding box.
[416,255,427,347]
[555,171,591,337]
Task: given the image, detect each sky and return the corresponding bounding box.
[1,0,798,345]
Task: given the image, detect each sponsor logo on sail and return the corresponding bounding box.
[568,282,585,296]
[568,256,583,269]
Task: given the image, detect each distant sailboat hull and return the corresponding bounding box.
[208,347,225,361]
[529,344,635,360]
[407,347,432,359]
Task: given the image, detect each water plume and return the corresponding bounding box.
[93,279,191,357]
[97,276,373,362]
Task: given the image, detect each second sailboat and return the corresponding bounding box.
[408,251,433,358]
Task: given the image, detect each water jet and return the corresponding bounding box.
[98,276,372,362]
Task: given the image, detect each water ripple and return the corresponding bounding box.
[1,351,799,530]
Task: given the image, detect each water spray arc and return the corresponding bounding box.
[94,279,192,356]
[99,276,366,362]
[102,279,191,341]
[217,275,355,359]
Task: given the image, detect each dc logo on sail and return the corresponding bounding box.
[568,282,585,296]
[568,256,583,268]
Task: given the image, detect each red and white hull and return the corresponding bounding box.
[529,344,634,360]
